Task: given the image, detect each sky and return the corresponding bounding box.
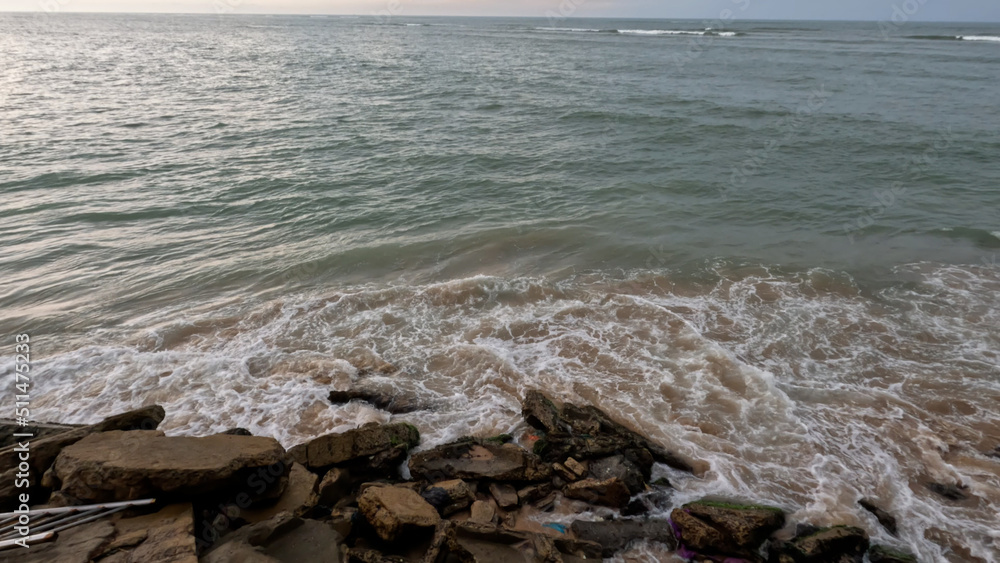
[1,0,999,22]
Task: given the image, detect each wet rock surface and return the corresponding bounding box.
[52,430,288,503]
[8,394,930,562]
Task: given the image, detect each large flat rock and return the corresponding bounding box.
[288,422,419,470]
[52,430,287,502]
[357,485,440,542]
[408,439,552,482]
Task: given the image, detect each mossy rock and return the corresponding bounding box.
[869,544,918,563]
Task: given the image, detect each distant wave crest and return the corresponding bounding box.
[908,34,1000,43]
[536,27,740,37]
[958,35,1000,42]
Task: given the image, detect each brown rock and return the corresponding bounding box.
[98,503,199,563]
[0,405,165,508]
[569,518,677,558]
[0,520,116,563]
[563,457,586,478]
[0,419,80,448]
[243,462,319,522]
[488,482,519,510]
[522,391,564,432]
[563,477,631,508]
[521,391,696,474]
[408,439,552,482]
[868,545,918,563]
[858,498,898,536]
[516,483,551,504]
[52,430,287,503]
[202,512,342,563]
[553,463,578,482]
[289,422,420,470]
[423,479,475,516]
[317,467,352,506]
[358,485,440,541]
[346,548,407,562]
[469,500,498,524]
[588,455,645,495]
[684,501,785,555]
[783,526,870,562]
[329,389,423,414]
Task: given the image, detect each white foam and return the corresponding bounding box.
[958,35,1000,42]
[18,265,1000,561]
[991,231,1000,240]
[535,27,602,33]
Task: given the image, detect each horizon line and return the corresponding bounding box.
[0,10,997,24]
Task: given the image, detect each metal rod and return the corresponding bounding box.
[0,531,56,551]
[0,498,155,520]
[42,505,131,536]
[30,508,103,534]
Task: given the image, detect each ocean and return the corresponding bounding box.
[1,12,999,561]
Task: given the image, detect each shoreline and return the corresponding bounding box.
[0,391,924,563]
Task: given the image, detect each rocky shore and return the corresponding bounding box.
[0,391,919,563]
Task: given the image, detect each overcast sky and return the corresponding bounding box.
[2,0,998,22]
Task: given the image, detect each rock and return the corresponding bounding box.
[317,467,352,506]
[0,405,165,508]
[52,430,288,503]
[521,391,695,474]
[97,503,199,563]
[408,439,552,482]
[563,478,631,508]
[260,519,343,563]
[774,526,870,563]
[553,462,578,482]
[422,479,475,516]
[446,521,571,562]
[671,500,785,558]
[927,482,969,501]
[522,390,564,433]
[345,548,407,562]
[358,485,440,541]
[554,537,603,559]
[0,520,116,563]
[563,457,586,478]
[243,462,319,522]
[470,500,499,524]
[221,427,254,436]
[858,498,898,536]
[534,491,558,512]
[622,487,672,517]
[517,483,551,504]
[289,422,420,471]
[324,508,355,541]
[203,512,342,563]
[869,545,918,563]
[329,389,423,415]
[488,482,519,510]
[588,455,645,495]
[0,418,80,448]
[570,518,677,557]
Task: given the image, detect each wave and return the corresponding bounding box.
[958,35,1000,42]
[908,34,1000,43]
[536,27,740,37]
